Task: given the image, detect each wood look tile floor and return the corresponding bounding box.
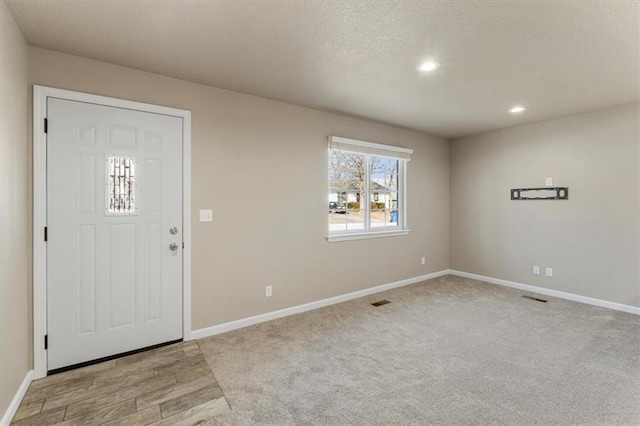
[12,341,230,426]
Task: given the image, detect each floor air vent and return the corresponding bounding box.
[522,295,548,303]
[371,300,391,307]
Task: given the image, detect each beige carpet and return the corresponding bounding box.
[198,275,640,425]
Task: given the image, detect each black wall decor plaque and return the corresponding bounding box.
[510,187,569,200]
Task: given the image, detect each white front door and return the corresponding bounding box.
[47,98,183,371]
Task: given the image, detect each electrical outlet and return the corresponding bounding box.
[545,267,553,277]
[265,285,272,297]
[199,209,213,222]
[421,256,426,265]
[533,265,540,275]
[545,177,553,187]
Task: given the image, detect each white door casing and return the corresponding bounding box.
[33,87,192,377]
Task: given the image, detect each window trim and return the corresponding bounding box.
[327,229,410,243]
[327,136,411,242]
[328,136,413,159]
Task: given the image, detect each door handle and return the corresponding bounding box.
[169,243,179,251]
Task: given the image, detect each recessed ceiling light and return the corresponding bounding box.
[509,106,526,113]
[419,61,439,72]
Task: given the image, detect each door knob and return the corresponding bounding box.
[169,243,179,251]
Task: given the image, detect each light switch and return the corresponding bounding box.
[199,209,213,222]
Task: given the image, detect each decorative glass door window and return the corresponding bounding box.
[106,156,137,214]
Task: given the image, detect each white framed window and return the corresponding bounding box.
[327,136,412,242]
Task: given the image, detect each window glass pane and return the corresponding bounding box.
[370,192,387,228]
[370,192,397,228]
[328,204,348,232]
[370,156,398,192]
[345,216,365,231]
[329,150,366,232]
[329,150,366,181]
[369,156,398,228]
[329,150,366,194]
[390,191,399,211]
[328,196,365,232]
[345,193,365,230]
[107,157,136,215]
[389,191,399,225]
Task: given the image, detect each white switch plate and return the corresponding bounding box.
[545,267,553,277]
[545,177,553,187]
[421,256,426,265]
[265,285,272,297]
[533,265,540,275]
[199,209,213,222]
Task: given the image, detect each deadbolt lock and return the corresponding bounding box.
[169,227,178,235]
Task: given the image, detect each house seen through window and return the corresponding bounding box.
[327,136,412,239]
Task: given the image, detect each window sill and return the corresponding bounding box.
[326,229,410,243]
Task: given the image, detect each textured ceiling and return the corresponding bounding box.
[6,0,639,138]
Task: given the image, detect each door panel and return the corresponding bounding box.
[107,223,136,329]
[77,224,96,335]
[47,98,183,370]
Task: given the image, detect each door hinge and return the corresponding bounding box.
[44,226,48,242]
[44,335,48,350]
[44,118,48,134]
[182,242,184,249]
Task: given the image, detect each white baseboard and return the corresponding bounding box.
[0,370,33,426]
[191,269,450,340]
[450,270,640,315]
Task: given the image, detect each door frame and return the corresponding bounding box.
[33,85,192,379]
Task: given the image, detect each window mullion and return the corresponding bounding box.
[400,160,406,229]
[364,155,370,230]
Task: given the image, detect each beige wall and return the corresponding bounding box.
[2,21,636,414]
[451,104,640,307]
[28,47,450,331]
[0,0,30,416]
